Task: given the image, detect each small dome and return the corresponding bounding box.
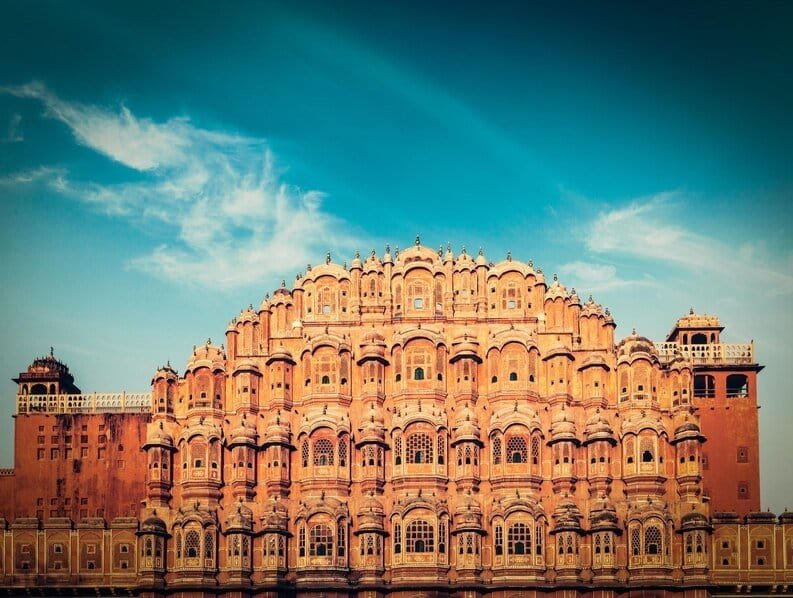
[266,345,295,365]
[453,402,481,442]
[545,275,567,301]
[145,422,174,448]
[358,403,386,444]
[141,514,167,532]
[263,412,290,446]
[229,416,257,445]
[549,407,578,444]
[584,410,615,444]
[357,492,385,530]
[186,341,225,373]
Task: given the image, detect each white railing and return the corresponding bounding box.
[16,392,150,415]
[654,342,755,365]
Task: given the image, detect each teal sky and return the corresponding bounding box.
[0,1,791,510]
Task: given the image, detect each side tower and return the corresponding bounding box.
[659,310,762,515]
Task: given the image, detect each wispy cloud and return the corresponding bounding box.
[1,82,360,288]
[585,192,793,296]
[558,260,654,293]
[2,113,23,143]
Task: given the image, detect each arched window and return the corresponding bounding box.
[506,436,528,463]
[494,524,504,555]
[631,527,641,556]
[531,435,540,466]
[204,531,214,560]
[406,433,433,464]
[645,525,662,555]
[414,367,425,380]
[492,436,502,465]
[726,374,748,397]
[185,530,200,558]
[694,374,716,398]
[640,437,655,463]
[509,372,518,381]
[406,520,434,553]
[508,522,531,555]
[301,439,309,467]
[313,438,334,466]
[393,523,402,554]
[309,524,333,557]
[691,333,707,344]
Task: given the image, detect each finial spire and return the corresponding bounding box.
[325,251,331,264]
[507,251,512,261]
[50,346,54,357]
[415,234,421,247]
[280,279,286,288]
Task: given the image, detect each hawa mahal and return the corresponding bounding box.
[0,240,789,597]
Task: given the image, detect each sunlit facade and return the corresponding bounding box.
[0,242,787,597]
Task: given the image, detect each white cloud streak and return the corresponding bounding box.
[585,192,793,296]
[2,113,23,143]
[557,261,654,293]
[1,82,359,288]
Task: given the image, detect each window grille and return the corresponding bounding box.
[439,519,447,554]
[393,523,401,553]
[301,439,309,467]
[631,527,641,556]
[406,520,434,553]
[204,532,213,560]
[309,524,333,557]
[437,433,445,464]
[313,438,334,466]
[645,525,662,555]
[492,437,502,464]
[299,526,306,557]
[531,435,540,465]
[506,436,528,463]
[337,520,346,557]
[406,433,433,464]
[495,524,503,555]
[338,437,347,467]
[185,530,200,558]
[394,435,402,465]
[508,522,531,555]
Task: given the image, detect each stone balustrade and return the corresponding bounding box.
[654,342,755,365]
[16,392,150,414]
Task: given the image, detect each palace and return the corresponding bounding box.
[0,241,788,597]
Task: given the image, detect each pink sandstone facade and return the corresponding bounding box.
[0,241,789,597]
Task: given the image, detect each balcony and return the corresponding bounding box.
[654,342,755,366]
[16,392,150,414]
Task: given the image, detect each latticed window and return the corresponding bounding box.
[406,433,433,464]
[437,433,445,464]
[301,439,309,467]
[535,523,544,555]
[144,537,153,557]
[631,527,641,556]
[407,349,432,381]
[501,283,521,310]
[309,524,333,557]
[492,437,502,465]
[394,436,403,465]
[439,519,447,554]
[204,532,213,560]
[531,436,540,465]
[315,354,336,386]
[393,523,402,554]
[406,520,434,553]
[594,533,601,554]
[313,439,334,466]
[338,437,347,467]
[176,533,182,559]
[640,437,655,463]
[495,524,504,555]
[230,536,240,557]
[185,530,200,558]
[508,523,531,555]
[337,520,346,557]
[603,533,611,554]
[299,526,306,557]
[696,531,705,553]
[506,436,528,463]
[645,525,662,555]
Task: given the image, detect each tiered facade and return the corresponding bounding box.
[0,241,789,597]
